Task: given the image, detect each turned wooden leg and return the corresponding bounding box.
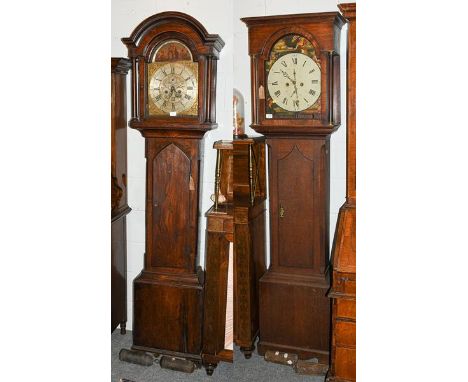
[240,345,255,359]
[205,363,217,376]
[120,321,126,335]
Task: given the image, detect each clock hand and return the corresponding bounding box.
[281,69,295,84]
[292,68,299,100]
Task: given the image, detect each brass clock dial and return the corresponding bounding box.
[147,61,198,116]
[267,53,321,112]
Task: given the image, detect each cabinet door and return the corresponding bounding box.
[269,139,328,275]
[277,145,316,268]
[152,143,191,269]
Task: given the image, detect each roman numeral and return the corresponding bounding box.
[302,61,307,67]
[187,86,193,90]
[282,97,288,105]
[274,90,281,97]
[309,69,315,74]
[162,101,167,107]
[311,80,319,84]
[184,94,192,100]
[162,68,167,75]
[309,89,316,96]
[274,71,280,74]
[171,103,175,111]
[170,66,175,74]
[292,57,297,65]
[271,81,278,85]
[304,98,309,103]
[155,94,161,101]
[185,77,191,81]
[293,100,299,108]
[281,61,287,67]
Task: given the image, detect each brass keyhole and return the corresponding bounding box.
[279,205,285,218]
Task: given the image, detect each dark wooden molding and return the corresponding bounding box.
[241,12,345,30]
[122,11,225,57]
[338,3,356,20]
[111,205,132,222]
[111,57,131,74]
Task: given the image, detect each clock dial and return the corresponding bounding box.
[147,61,198,116]
[267,53,321,112]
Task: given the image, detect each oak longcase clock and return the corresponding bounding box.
[242,12,344,361]
[122,12,224,363]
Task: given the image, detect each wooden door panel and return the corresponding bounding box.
[152,143,191,269]
[277,145,315,269]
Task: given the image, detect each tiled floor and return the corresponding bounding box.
[111,330,325,382]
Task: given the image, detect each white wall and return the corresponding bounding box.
[112,0,233,330]
[112,0,346,330]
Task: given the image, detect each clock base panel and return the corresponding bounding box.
[132,271,203,358]
[258,270,331,361]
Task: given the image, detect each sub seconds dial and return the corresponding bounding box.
[267,53,321,112]
[149,62,197,114]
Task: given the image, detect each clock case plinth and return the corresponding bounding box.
[242,12,344,361]
[122,12,224,362]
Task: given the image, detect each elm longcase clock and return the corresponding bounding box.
[122,12,224,363]
[242,12,344,361]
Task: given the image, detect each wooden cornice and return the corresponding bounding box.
[338,3,356,20]
[122,11,225,54]
[111,57,131,74]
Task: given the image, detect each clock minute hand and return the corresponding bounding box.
[281,69,294,83]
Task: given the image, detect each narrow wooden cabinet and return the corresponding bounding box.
[122,12,224,362]
[327,4,356,382]
[111,57,132,334]
[202,137,267,374]
[242,13,344,362]
[233,137,267,358]
[202,141,234,375]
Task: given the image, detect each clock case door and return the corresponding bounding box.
[242,12,344,361]
[122,12,224,361]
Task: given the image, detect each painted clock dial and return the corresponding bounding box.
[265,34,321,117]
[267,53,321,112]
